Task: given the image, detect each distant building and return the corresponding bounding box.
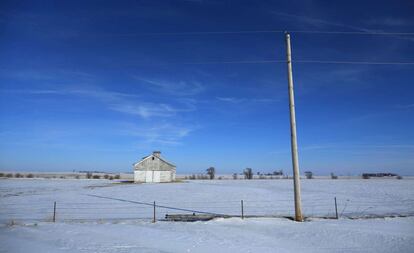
[133,151,176,183]
[304,171,313,179]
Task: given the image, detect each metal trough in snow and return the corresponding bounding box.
[165,213,223,222]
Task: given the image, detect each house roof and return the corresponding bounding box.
[133,154,176,168]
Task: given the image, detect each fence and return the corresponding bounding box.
[1,195,413,223]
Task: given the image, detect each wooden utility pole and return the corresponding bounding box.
[285,32,303,222]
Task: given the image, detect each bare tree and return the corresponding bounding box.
[206,167,215,180]
[244,168,253,180]
[273,170,283,176]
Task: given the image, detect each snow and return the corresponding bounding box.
[1,179,413,221]
[1,218,413,253]
[0,178,413,252]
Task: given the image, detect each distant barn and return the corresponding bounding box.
[133,151,176,183]
[362,172,398,179]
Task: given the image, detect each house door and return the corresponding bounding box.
[153,171,161,183]
[145,171,153,182]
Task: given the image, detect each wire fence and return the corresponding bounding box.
[1,196,413,223]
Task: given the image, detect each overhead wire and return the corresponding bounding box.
[101,30,414,36]
[134,60,414,66]
[96,29,414,66]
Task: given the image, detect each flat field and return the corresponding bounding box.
[0,178,413,252]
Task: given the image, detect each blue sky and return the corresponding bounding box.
[1,0,413,175]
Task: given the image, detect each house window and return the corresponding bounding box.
[152,157,155,160]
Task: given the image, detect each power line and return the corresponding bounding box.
[161,60,414,65]
[180,60,285,65]
[106,30,285,36]
[101,30,414,36]
[294,60,414,65]
[2,59,412,68]
[290,30,414,36]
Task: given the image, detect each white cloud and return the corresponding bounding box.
[395,104,414,109]
[272,11,373,32]
[0,69,95,81]
[272,12,414,42]
[110,103,177,118]
[121,123,195,146]
[216,97,244,103]
[134,77,205,96]
[1,70,203,146]
[216,96,277,104]
[302,143,414,151]
[2,87,193,119]
[367,17,411,27]
[2,86,199,146]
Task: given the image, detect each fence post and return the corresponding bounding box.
[53,201,56,222]
[241,200,244,219]
[334,197,338,219]
[153,201,156,223]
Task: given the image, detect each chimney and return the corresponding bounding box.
[153,151,161,158]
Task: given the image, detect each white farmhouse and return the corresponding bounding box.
[133,151,176,183]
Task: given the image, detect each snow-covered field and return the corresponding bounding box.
[0,178,413,252]
[1,179,413,221]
